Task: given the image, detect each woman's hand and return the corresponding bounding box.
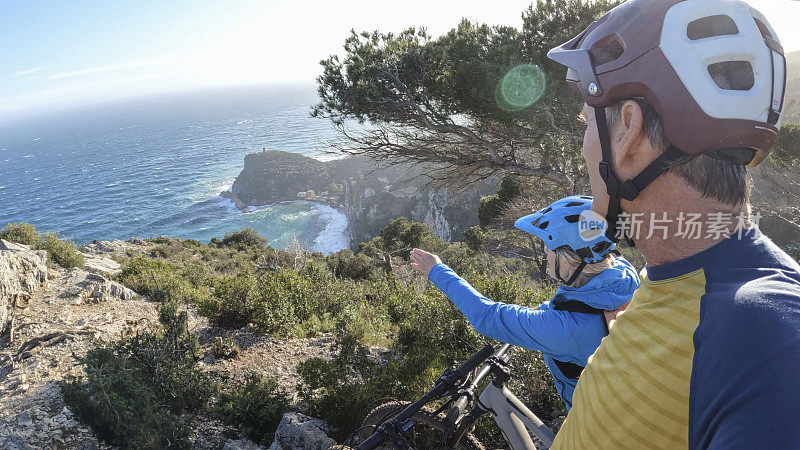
[410,248,442,278]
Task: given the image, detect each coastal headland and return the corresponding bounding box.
[221,150,502,248]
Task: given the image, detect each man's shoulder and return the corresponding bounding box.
[689,239,800,449]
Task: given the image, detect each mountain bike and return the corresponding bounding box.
[348,344,557,449]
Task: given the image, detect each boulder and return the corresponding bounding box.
[268,413,336,450]
[77,273,137,302]
[82,254,122,276]
[0,242,48,333]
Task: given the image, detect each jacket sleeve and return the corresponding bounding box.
[428,263,578,356]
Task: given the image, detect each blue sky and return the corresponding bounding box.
[1,0,798,118]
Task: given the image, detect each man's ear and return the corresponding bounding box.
[611,100,648,179]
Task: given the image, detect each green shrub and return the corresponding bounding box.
[62,348,193,449]
[358,218,445,260]
[250,269,317,335]
[214,371,290,445]
[0,222,41,247]
[122,302,216,414]
[462,225,489,252]
[200,272,258,329]
[478,194,503,226]
[497,176,522,203]
[221,228,268,249]
[201,267,345,337]
[62,301,211,449]
[38,232,85,269]
[149,241,187,259]
[478,176,522,226]
[327,249,375,280]
[148,236,174,245]
[117,257,210,304]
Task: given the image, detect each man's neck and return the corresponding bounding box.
[620,174,748,267]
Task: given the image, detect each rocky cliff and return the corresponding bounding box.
[225,150,501,248]
[0,240,48,335]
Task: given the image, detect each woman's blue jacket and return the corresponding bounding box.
[427,258,639,410]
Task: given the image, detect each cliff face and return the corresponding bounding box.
[230,151,335,206]
[226,150,500,247]
[0,240,48,334]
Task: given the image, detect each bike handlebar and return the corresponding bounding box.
[356,344,496,450]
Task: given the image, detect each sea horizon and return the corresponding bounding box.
[0,83,353,254]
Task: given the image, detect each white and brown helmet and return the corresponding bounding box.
[549,0,786,165]
[547,0,787,240]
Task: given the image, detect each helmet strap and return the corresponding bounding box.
[554,251,587,287]
[593,106,686,243]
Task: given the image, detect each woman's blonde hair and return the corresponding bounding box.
[555,247,615,288]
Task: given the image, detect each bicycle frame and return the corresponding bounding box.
[356,344,558,450]
[476,381,556,449]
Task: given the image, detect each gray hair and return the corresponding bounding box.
[555,247,615,288]
[605,99,750,206]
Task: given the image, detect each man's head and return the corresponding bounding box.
[548,0,786,241]
[580,99,751,217]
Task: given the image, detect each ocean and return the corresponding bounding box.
[0,84,351,254]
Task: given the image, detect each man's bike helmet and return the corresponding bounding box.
[515,195,615,285]
[547,0,787,241]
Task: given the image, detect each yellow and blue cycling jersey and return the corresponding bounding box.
[552,228,800,449]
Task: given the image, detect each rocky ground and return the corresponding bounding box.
[0,239,337,449]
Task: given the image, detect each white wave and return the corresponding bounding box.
[310,204,350,255]
[217,183,232,193]
[216,195,243,214]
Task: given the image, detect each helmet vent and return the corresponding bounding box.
[687,15,739,40]
[538,221,550,230]
[589,37,624,66]
[565,202,585,207]
[564,214,581,224]
[708,61,755,91]
[752,17,773,40]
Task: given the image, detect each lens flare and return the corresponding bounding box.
[497,64,546,112]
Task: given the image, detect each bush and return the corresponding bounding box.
[214,371,290,445]
[220,228,268,249]
[117,257,210,304]
[200,272,258,329]
[478,176,522,226]
[358,218,445,260]
[497,176,522,203]
[62,301,212,449]
[62,348,193,449]
[201,268,340,337]
[327,249,375,280]
[478,194,503,226]
[0,222,40,247]
[462,225,489,252]
[39,232,85,269]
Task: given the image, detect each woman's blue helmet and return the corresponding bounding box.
[514,195,615,264]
